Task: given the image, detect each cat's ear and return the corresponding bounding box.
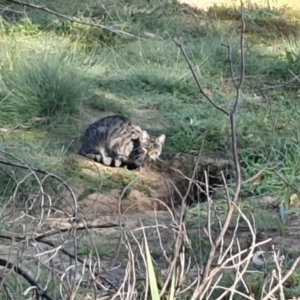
[155,134,166,145]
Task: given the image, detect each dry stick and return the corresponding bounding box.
[0,158,112,292]
[110,177,138,274]
[159,169,206,296]
[205,171,214,249]
[0,258,55,300]
[130,228,150,300]
[261,256,300,300]
[255,76,300,196]
[211,171,227,258]
[226,210,257,300]
[0,223,122,242]
[241,165,278,185]
[272,249,285,300]
[159,223,184,297]
[2,281,14,300]
[217,172,237,263]
[0,233,119,290]
[6,0,137,39]
[260,72,300,92]
[111,229,136,300]
[0,4,24,14]
[158,183,200,297]
[171,2,244,298]
[181,127,210,204]
[289,69,300,83]
[198,39,245,297]
[32,223,123,241]
[241,82,281,186]
[162,129,211,297]
[206,273,224,300]
[259,69,300,123]
[258,157,300,195]
[0,157,78,216]
[216,242,250,300]
[173,38,229,116]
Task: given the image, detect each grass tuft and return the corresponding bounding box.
[0,54,90,126]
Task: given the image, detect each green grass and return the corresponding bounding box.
[77,243,113,257]
[1,54,87,123]
[1,0,300,209]
[1,0,300,297]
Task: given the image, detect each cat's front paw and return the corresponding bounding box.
[102,157,113,166]
[114,159,123,167]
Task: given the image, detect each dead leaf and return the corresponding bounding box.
[202,88,213,99]
[252,175,263,186]
[290,193,300,207]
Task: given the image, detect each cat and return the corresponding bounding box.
[126,130,166,169]
[78,114,165,170]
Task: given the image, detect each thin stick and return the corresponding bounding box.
[6,0,137,38]
[0,258,55,300]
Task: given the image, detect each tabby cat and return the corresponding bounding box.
[78,115,165,169]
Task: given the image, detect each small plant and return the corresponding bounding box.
[77,243,113,257]
[0,54,90,126]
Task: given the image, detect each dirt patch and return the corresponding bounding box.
[77,189,167,216]
[49,210,172,232]
[64,152,234,218]
[63,155,171,217]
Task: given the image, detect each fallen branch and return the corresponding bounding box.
[0,258,55,300]
[0,223,123,243]
[6,0,138,39]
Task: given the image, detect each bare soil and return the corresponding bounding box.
[68,155,170,215]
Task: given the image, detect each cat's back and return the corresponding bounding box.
[92,115,131,129]
[85,115,130,136]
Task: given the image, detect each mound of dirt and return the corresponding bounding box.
[78,188,167,216]
[63,155,171,217]
[62,152,233,216]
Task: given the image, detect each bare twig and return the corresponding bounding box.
[173,37,229,116]
[192,4,246,298]
[6,0,137,38]
[0,4,24,14]
[0,155,78,216]
[261,256,300,300]
[260,72,300,92]
[0,223,122,242]
[0,230,120,290]
[171,1,248,298]
[0,258,55,300]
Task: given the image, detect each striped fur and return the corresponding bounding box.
[78,115,165,169]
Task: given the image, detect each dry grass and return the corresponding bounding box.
[180,0,300,10]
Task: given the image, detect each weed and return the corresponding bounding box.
[0,54,90,125]
[77,243,113,257]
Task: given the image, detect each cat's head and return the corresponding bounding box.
[141,131,166,161]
